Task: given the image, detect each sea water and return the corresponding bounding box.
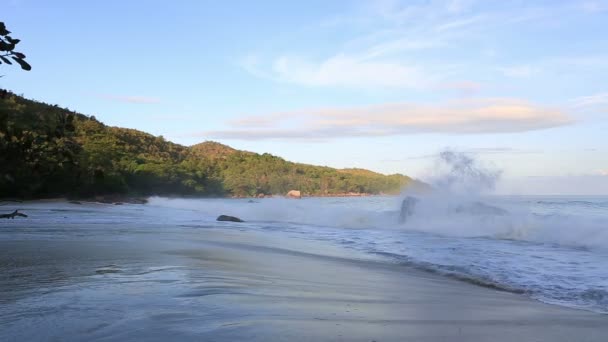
[143,195,608,313]
[1,195,608,318]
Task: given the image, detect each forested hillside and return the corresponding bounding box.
[0,90,425,198]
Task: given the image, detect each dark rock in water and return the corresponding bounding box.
[217,215,244,222]
[399,196,418,223]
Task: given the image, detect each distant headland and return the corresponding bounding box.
[0,89,428,200]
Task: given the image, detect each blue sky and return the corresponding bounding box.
[2,0,608,194]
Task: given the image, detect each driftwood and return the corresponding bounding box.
[0,210,28,219]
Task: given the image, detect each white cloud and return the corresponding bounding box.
[200,98,573,141]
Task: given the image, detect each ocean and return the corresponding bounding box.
[2,195,607,315]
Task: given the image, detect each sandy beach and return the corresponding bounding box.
[2,221,607,342]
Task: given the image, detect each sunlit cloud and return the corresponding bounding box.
[199,99,573,141]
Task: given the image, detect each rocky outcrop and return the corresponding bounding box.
[286,190,301,199]
[217,215,244,222]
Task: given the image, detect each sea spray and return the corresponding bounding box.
[427,150,502,195]
[143,151,608,314]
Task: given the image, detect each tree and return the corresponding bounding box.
[0,22,31,71]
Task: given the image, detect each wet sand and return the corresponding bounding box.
[1,225,607,341]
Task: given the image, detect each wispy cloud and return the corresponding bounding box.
[570,92,608,107]
[499,65,540,78]
[98,94,161,104]
[269,54,429,89]
[435,15,485,32]
[240,1,492,89]
[239,0,590,90]
[199,99,573,141]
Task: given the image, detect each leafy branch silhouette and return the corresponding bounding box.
[0,22,31,71]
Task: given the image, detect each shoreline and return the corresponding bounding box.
[1,193,398,205]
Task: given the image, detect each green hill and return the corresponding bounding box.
[0,89,426,198]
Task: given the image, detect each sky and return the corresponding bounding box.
[2,0,608,194]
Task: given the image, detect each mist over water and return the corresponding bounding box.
[145,151,608,313]
[147,192,608,313]
[398,151,608,249]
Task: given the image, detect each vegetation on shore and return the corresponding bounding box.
[0,90,426,199]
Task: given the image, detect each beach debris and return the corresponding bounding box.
[286,190,301,199]
[217,215,244,222]
[399,196,418,223]
[0,209,28,219]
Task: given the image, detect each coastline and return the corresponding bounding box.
[1,193,393,205]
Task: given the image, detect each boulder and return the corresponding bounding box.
[286,190,301,199]
[217,215,244,222]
